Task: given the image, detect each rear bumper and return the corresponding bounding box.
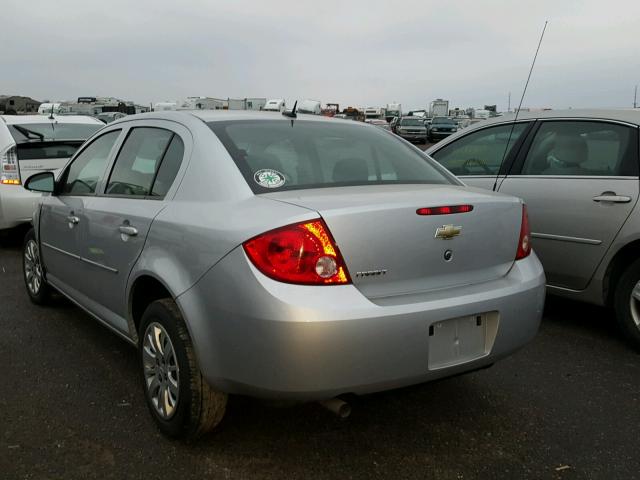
[178,248,545,400]
[0,185,40,230]
[398,132,426,141]
[429,130,455,138]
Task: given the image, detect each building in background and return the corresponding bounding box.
[0,95,41,114]
[228,98,266,110]
[59,97,148,116]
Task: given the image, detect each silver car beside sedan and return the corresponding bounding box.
[23,111,545,439]
[427,109,640,349]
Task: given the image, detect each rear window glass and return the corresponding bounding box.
[399,118,425,126]
[8,123,101,142]
[16,141,83,160]
[208,120,454,192]
[432,117,455,124]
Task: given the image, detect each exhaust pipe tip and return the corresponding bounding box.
[319,398,351,418]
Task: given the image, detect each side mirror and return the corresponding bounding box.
[24,171,55,193]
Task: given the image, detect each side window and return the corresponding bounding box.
[150,135,184,197]
[61,130,121,195]
[520,121,638,176]
[106,127,173,196]
[431,123,528,176]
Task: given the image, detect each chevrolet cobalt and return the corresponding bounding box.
[23,111,545,439]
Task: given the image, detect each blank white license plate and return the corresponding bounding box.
[428,314,492,370]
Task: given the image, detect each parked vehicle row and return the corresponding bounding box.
[13,106,640,442]
[21,110,545,439]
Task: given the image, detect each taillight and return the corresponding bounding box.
[243,219,351,285]
[515,204,531,260]
[0,145,20,185]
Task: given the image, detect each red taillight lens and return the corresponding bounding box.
[515,204,531,260]
[416,205,473,215]
[243,219,351,285]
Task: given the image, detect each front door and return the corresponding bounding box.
[498,120,639,289]
[39,130,122,293]
[429,121,533,191]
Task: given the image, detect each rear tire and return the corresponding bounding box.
[23,228,50,305]
[613,258,640,350]
[139,298,227,439]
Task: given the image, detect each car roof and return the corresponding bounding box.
[0,114,103,125]
[108,109,370,127]
[474,109,640,127]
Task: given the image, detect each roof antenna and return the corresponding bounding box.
[282,100,297,119]
[492,20,548,192]
[48,103,55,120]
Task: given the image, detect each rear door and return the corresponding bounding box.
[40,129,123,292]
[429,121,534,190]
[78,122,188,323]
[498,119,639,289]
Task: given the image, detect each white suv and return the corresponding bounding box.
[0,114,102,230]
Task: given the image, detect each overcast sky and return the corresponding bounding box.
[2,0,639,111]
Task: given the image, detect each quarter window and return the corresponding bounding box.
[61,130,121,195]
[519,121,638,176]
[431,123,529,176]
[150,135,184,197]
[106,127,178,197]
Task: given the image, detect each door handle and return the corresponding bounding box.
[593,193,632,203]
[118,225,138,236]
[66,215,80,225]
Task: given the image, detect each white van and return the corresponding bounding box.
[263,99,286,112]
[297,99,321,115]
[37,103,62,115]
[0,115,103,230]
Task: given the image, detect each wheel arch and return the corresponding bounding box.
[603,239,640,307]
[128,273,176,343]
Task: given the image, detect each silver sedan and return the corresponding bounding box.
[427,109,640,349]
[23,111,545,439]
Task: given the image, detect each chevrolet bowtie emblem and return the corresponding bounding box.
[435,224,462,240]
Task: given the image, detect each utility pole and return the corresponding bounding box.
[634,85,638,109]
[507,92,511,112]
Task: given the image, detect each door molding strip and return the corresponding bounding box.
[531,232,602,245]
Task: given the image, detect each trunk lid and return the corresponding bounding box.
[264,184,522,299]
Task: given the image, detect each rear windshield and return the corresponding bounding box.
[432,117,455,124]
[17,141,83,160]
[208,120,455,192]
[400,118,425,126]
[8,123,101,142]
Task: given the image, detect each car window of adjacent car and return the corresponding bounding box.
[60,130,121,196]
[8,123,102,142]
[106,127,181,197]
[208,120,455,192]
[431,123,529,176]
[519,121,638,176]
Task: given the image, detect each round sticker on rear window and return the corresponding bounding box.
[254,169,285,189]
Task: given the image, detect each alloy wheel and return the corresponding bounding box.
[629,280,640,329]
[24,239,43,295]
[142,322,180,419]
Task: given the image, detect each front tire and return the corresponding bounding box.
[613,258,640,350]
[139,299,227,439]
[23,228,50,305]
